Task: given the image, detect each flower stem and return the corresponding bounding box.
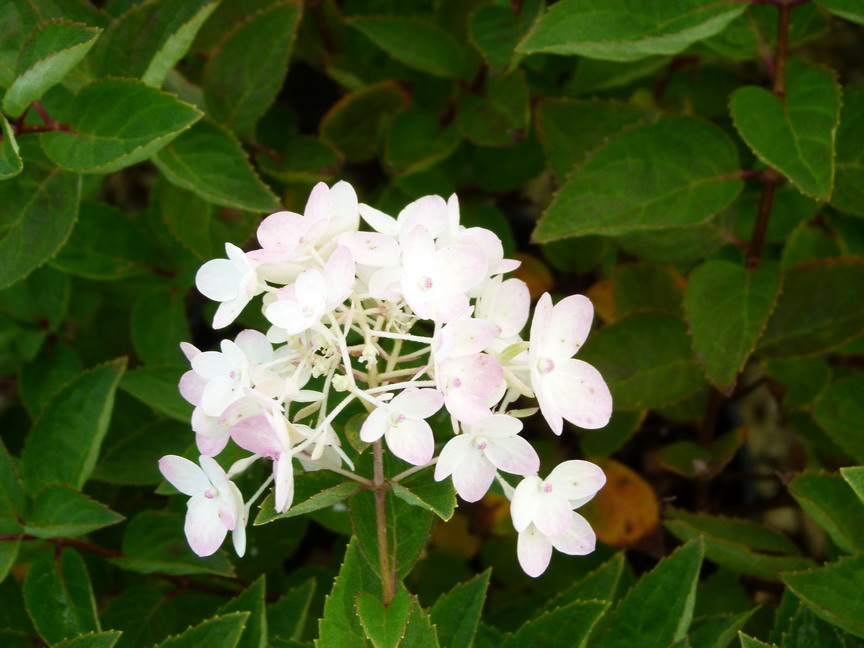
[373,440,394,604]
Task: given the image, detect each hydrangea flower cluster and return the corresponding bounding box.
[159,181,613,577]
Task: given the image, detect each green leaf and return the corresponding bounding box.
[658,428,747,480]
[789,472,864,554]
[390,467,456,521]
[664,508,814,582]
[783,555,864,639]
[93,417,190,486]
[0,440,23,584]
[255,470,362,525]
[257,136,344,184]
[99,586,179,648]
[831,86,864,217]
[615,215,733,265]
[268,579,315,643]
[131,289,191,365]
[349,17,469,79]
[739,634,776,648]
[763,356,832,409]
[566,56,670,95]
[685,260,781,389]
[119,365,193,423]
[320,81,409,164]
[502,601,609,648]
[541,552,626,614]
[216,577,266,648]
[0,141,80,288]
[729,60,840,200]
[350,488,433,580]
[815,0,864,25]
[2,19,101,118]
[400,593,439,648]
[517,0,746,61]
[316,538,377,648]
[533,117,743,242]
[429,570,489,648]
[24,485,123,538]
[613,261,683,320]
[469,1,542,73]
[111,511,235,577]
[356,586,412,648]
[40,79,202,173]
[385,108,461,177]
[90,0,221,87]
[601,538,703,648]
[758,259,864,358]
[204,1,302,133]
[535,98,655,184]
[23,548,100,645]
[155,612,249,648]
[0,113,23,179]
[690,609,758,648]
[20,358,126,494]
[153,119,280,212]
[578,313,706,411]
[51,201,164,281]
[456,94,519,148]
[54,631,122,648]
[779,602,845,648]
[841,466,864,507]
[0,264,69,331]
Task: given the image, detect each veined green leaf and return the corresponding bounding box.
[789,472,864,554]
[153,119,280,212]
[20,358,126,494]
[429,571,489,648]
[815,0,864,25]
[40,79,202,173]
[120,365,193,423]
[517,0,746,61]
[356,586,412,648]
[0,111,23,180]
[729,60,840,200]
[812,377,864,463]
[831,86,864,217]
[316,539,377,648]
[2,19,101,117]
[155,612,249,648]
[24,485,123,538]
[255,471,361,525]
[204,1,302,132]
[783,556,864,639]
[502,601,609,648]
[215,577,266,648]
[390,467,456,521]
[685,260,781,389]
[533,117,742,241]
[54,631,122,648]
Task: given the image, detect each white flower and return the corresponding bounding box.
[196,243,261,329]
[434,414,539,502]
[158,455,246,557]
[438,353,503,424]
[528,293,613,435]
[360,389,444,465]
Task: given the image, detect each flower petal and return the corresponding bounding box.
[385,418,434,466]
[196,259,241,302]
[434,435,473,481]
[550,512,596,556]
[484,435,539,476]
[546,460,607,501]
[545,295,594,360]
[510,476,542,532]
[534,502,574,539]
[392,388,444,420]
[274,455,295,513]
[159,455,209,496]
[545,359,613,431]
[231,416,284,458]
[185,495,228,557]
[451,448,496,502]
[359,406,389,443]
[517,523,553,578]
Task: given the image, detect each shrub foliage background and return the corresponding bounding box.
[1,0,864,646]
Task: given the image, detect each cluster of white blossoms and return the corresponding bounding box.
[159,181,613,578]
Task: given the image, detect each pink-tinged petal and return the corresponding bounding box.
[550,513,596,556]
[304,182,331,224]
[326,180,359,237]
[479,278,530,339]
[469,414,522,439]
[179,370,205,405]
[191,351,231,379]
[510,476,542,532]
[196,432,230,457]
[323,245,355,309]
[294,268,327,306]
[392,388,444,420]
[398,194,448,238]
[400,224,436,269]
[368,265,403,301]
[192,407,227,438]
[256,211,304,253]
[265,300,317,335]
[198,455,231,493]
[411,284,469,323]
[196,259,241,302]
[528,293,553,360]
[484,435,539,476]
[532,369,563,436]
[185,496,228,557]
[451,448,496,502]
[274,455,294,513]
[458,227,504,276]
[231,416,283,458]
[498,258,521,274]
[546,295,594,360]
[546,460,607,501]
[444,390,493,425]
[201,376,243,417]
[219,396,263,429]
[212,297,246,330]
[433,244,488,293]
[543,359,612,431]
[445,316,498,359]
[385,419,434,466]
[159,455,209,496]
[218,496,237,531]
[517,524,553,578]
[434,435,473,481]
[234,330,272,364]
[360,406,389,443]
[219,339,246,368]
[228,481,247,557]
[338,232,400,267]
[359,203,399,236]
[533,500,574,538]
[180,342,200,362]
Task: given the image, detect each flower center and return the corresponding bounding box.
[390,413,407,427]
[538,358,555,374]
[452,377,462,388]
[542,482,553,494]
[302,305,313,317]
[204,488,217,499]
[421,276,433,290]
[475,437,488,451]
